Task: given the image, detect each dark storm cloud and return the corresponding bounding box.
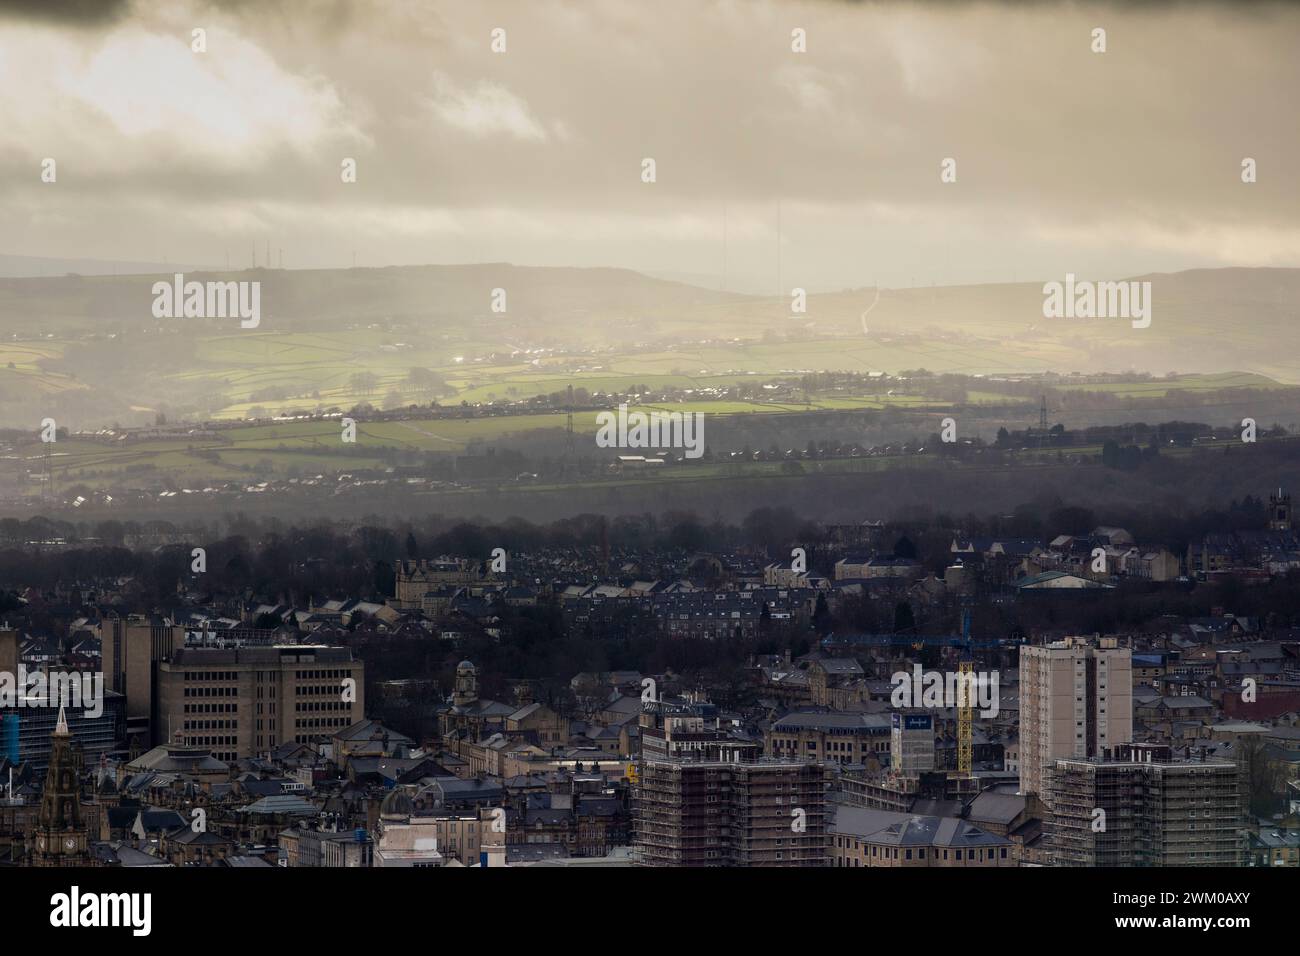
[0,0,132,27]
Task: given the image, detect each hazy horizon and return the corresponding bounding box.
[3,254,1295,298]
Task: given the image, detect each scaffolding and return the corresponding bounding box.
[633,759,827,866]
[1047,754,1241,866]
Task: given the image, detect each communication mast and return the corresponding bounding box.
[41,440,54,502]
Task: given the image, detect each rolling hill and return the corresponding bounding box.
[0,264,1295,430]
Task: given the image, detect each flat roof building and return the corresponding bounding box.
[156,645,363,762]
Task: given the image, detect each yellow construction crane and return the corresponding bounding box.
[957,659,974,775]
[957,608,973,776]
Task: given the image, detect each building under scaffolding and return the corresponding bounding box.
[633,703,826,866]
[634,756,827,866]
[1046,743,1241,866]
[838,768,984,812]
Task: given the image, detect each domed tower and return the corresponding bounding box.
[453,660,478,708]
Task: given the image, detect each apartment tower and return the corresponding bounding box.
[1018,637,1132,796]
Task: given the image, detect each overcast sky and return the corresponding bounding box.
[1,0,1297,292]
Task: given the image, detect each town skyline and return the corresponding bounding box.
[0,1,1291,934]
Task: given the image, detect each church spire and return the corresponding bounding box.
[33,703,89,865]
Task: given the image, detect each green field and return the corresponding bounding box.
[3,334,1292,497]
[15,392,1285,498]
[1050,372,1286,398]
[165,332,1017,420]
[14,396,943,491]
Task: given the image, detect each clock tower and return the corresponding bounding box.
[31,706,91,866]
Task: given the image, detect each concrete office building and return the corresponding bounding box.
[1,629,124,773]
[156,645,364,762]
[100,613,185,747]
[5,691,124,774]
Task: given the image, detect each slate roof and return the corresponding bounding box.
[170,829,233,846]
[334,719,414,745]
[771,711,891,733]
[240,794,319,816]
[964,791,1025,827]
[127,746,228,773]
[509,702,543,721]
[832,805,1011,848]
[811,658,865,676]
[137,808,187,832]
[95,842,171,867]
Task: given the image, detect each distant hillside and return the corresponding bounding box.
[784,267,1300,383]
[0,263,753,342]
[0,263,1296,430]
[2,262,1293,374]
[0,253,211,279]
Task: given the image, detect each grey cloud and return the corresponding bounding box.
[0,0,1297,289]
